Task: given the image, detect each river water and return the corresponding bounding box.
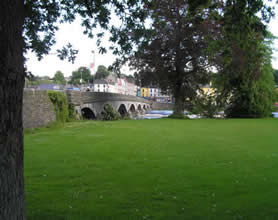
[141,110,201,119]
[141,110,278,119]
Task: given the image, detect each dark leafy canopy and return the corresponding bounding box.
[130,0,212,115]
[273,69,278,86]
[23,0,151,63]
[212,0,276,118]
[95,65,110,79]
[70,66,92,84]
[126,0,276,117]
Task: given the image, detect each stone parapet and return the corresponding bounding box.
[23,89,56,129]
[66,90,151,105]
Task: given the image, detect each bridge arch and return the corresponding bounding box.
[81,107,96,119]
[138,104,142,111]
[118,104,128,117]
[129,104,136,113]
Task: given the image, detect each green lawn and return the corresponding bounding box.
[24,119,278,220]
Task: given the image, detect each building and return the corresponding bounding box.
[140,88,150,98]
[149,87,172,103]
[149,87,160,98]
[93,79,110,92]
[93,75,137,96]
[126,81,137,96]
[137,88,141,97]
[200,84,215,95]
[115,78,126,94]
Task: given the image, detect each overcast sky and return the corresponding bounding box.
[25,3,278,78]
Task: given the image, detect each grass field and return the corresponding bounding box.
[24,118,278,220]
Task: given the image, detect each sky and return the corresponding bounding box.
[25,2,278,78]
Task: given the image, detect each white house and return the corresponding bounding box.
[93,79,110,93]
[149,87,172,103]
[93,74,137,96]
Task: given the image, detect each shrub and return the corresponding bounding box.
[68,103,77,120]
[102,104,120,121]
[192,91,223,118]
[48,91,69,123]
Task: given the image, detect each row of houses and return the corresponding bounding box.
[92,76,137,96]
[92,74,173,103]
[30,73,173,103]
[139,87,172,103]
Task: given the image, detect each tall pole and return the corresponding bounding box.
[91,50,96,74]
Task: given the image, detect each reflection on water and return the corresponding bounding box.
[142,111,171,119]
[141,110,172,119]
[140,110,278,119]
[141,110,200,119]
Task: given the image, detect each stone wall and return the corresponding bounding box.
[151,102,174,110]
[67,90,152,105]
[23,89,56,129]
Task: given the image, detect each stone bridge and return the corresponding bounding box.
[66,91,152,119]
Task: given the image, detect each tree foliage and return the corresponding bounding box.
[70,66,92,84]
[130,0,212,115]
[212,0,275,118]
[23,0,151,62]
[102,104,120,120]
[53,71,66,85]
[273,69,278,86]
[95,65,110,79]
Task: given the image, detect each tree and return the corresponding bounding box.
[95,65,110,79]
[53,71,66,85]
[0,1,26,219]
[1,0,276,218]
[273,69,278,86]
[1,0,150,219]
[130,0,211,116]
[212,0,275,118]
[70,67,92,85]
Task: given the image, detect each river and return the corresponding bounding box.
[141,110,278,119]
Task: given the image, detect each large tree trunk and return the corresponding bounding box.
[0,1,26,219]
[173,94,185,116]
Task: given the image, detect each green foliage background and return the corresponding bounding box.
[53,71,66,85]
[70,67,92,85]
[95,65,110,79]
[48,91,70,123]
